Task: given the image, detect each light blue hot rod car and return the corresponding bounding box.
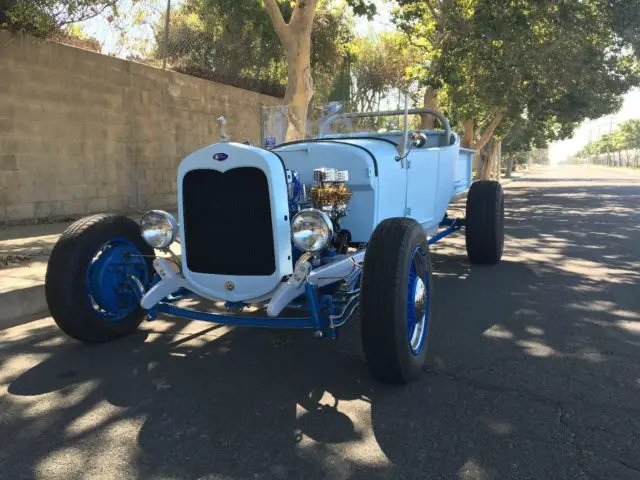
[45,108,504,384]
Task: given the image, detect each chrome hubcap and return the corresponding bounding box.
[409,276,427,352]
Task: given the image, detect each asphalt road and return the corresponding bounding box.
[1,165,639,480]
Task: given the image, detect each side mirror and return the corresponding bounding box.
[411,132,428,148]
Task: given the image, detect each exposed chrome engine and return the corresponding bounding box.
[310,168,353,222]
[285,167,354,256]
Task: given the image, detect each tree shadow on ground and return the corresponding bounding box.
[1,171,639,479]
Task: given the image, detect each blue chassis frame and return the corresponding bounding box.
[140,218,463,337]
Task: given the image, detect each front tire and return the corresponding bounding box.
[360,218,433,384]
[45,214,154,343]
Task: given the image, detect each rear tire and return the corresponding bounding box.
[465,180,504,265]
[360,218,433,384]
[45,214,154,343]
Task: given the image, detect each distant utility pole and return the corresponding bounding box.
[607,116,613,166]
[162,0,171,70]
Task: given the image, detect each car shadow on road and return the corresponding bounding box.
[3,255,639,479]
[2,173,640,479]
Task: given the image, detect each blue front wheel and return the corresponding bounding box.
[360,218,433,384]
[45,214,155,343]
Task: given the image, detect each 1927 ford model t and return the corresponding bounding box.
[45,108,504,384]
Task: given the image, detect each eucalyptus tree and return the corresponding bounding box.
[155,0,356,133]
[394,0,640,178]
[262,0,375,139]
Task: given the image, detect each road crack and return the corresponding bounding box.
[424,366,561,409]
[616,460,640,475]
[426,367,640,475]
[557,403,577,440]
[425,365,640,414]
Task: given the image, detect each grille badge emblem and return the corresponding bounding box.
[213,152,228,161]
[224,281,235,291]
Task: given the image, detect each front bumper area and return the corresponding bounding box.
[136,252,364,335]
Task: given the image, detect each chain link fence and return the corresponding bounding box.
[68,0,286,97]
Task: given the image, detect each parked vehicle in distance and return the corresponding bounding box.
[45,108,504,384]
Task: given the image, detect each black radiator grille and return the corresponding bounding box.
[182,167,275,276]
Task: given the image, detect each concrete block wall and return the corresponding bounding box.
[0,31,280,223]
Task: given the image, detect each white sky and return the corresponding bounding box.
[356,0,394,36]
[549,88,640,163]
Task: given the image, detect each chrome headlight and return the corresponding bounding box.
[140,210,178,249]
[291,209,333,252]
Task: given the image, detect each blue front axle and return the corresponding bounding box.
[138,217,463,335]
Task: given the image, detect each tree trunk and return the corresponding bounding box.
[480,138,501,180]
[461,119,474,148]
[495,139,502,179]
[420,87,439,129]
[264,0,317,141]
[462,119,480,177]
[479,144,489,180]
[463,110,505,180]
[506,154,514,178]
[283,30,313,140]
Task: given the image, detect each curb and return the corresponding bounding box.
[0,283,48,329]
[500,167,537,186]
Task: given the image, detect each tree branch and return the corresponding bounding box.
[49,1,119,28]
[59,4,114,27]
[477,113,494,134]
[424,0,440,21]
[264,0,289,41]
[472,109,505,151]
[289,0,301,26]
[290,0,317,32]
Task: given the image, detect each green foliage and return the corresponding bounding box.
[394,0,640,149]
[309,3,356,104]
[343,0,375,19]
[577,119,640,157]
[155,0,354,100]
[611,0,640,56]
[347,33,414,112]
[1,0,116,37]
[65,22,90,40]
